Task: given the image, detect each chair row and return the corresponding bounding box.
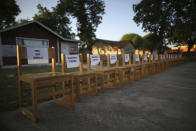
[16,45,186,122]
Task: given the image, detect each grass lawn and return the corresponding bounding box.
[0,65,82,112]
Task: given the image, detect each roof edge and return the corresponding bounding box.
[0,20,79,43]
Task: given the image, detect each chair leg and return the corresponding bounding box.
[31,82,37,122]
[18,80,23,108]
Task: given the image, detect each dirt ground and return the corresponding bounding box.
[1,62,196,131]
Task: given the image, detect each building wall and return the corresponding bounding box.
[92,42,121,55]
[1,23,58,65]
[61,41,78,55]
[92,42,135,55]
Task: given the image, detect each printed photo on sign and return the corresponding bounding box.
[156,55,158,60]
[66,55,79,68]
[135,54,140,62]
[151,55,153,60]
[27,47,49,64]
[90,54,100,66]
[125,54,129,63]
[144,54,147,61]
[110,54,117,64]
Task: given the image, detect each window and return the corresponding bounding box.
[16,38,49,48]
[69,45,78,53]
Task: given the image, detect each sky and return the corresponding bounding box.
[15,0,147,41]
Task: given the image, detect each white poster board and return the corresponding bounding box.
[151,55,153,60]
[27,47,49,64]
[144,54,147,61]
[66,55,79,68]
[155,55,158,60]
[110,54,117,64]
[125,54,129,63]
[135,54,140,62]
[90,54,100,66]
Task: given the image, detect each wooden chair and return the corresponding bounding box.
[163,55,167,71]
[158,54,165,72]
[17,45,74,122]
[168,54,173,68]
[118,52,133,85]
[87,54,117,93]
[107,54,122,86]
[141,54,149,78]
[133,54,142,80]
[154,54,160,73]
[149,54,155,75]
[61,54,97,102]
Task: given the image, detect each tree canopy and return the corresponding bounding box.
[143,34,160,52]
[133,0,196,53]
[56,0,105,51]
[120,33,143,49]
[33,4,75,39]
[120,33,166,53]
[0,0,21,29]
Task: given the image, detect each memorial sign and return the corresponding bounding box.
[90,54,100,66]
[125,54,129,63]
[110,54,117,64]
[66,55,79,68]
[27,47,49,64]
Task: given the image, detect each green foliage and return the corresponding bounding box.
[56,0,105,52]
[120,33,143,49]
[133,0,196,53]
[0,0,21,29]
[120,33,138,41]
[170,0,196,52]
[16,18,31,24]
[120,33,166,52]
[33,4,75,39]
[133,0,171,46]
[143,33,159,52]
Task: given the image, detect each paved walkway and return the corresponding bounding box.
[1,62,196,131]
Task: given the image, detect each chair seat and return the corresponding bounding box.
[92,68,116,74]
[71,71,95,77]
[20,72,71,83]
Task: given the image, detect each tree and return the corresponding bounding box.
[133,0,196,53]
[170,0,196,53]
[0,0,21,29]
[56,0,105,52]
[33,4,75,39]
[133,0,173,51]
[143,33,159,53]
[120,33,143,49]
[120,33,138,41]
[16,18,31,24]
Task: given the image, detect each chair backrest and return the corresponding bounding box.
[86,54,101,71]
[155,54,159,61]
[107,54,118,68]
[122,53,131,66]
[133,54,141,64]
[159,54,163,62]
[61,53,83,73]
[150,54,154,63]
[142,54,148,63]
[16,45,56,77]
